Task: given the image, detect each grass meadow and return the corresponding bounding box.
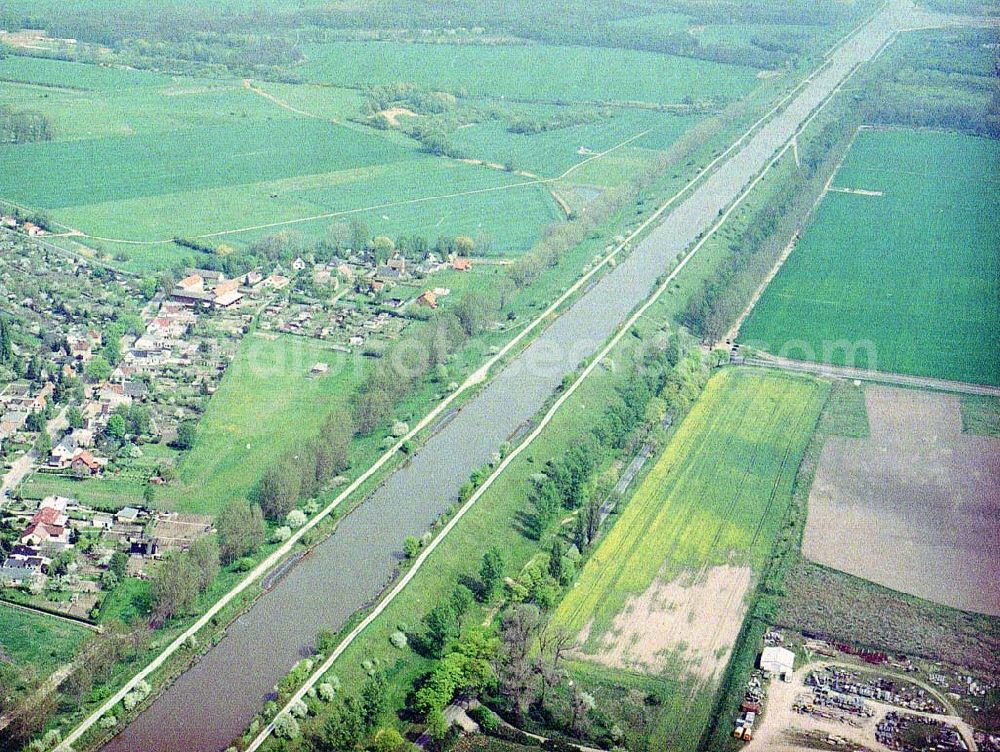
[1,119,416,210]
[0,602,89,678]
[297,42,759,106]
[16,330,367,519]
[449,107,702,179]
[0,40,762,272]
[0,55,171,90]
[156,333,367,516]
[51,155,560,250]
[0,78,297,142]
[739,128,1000,385]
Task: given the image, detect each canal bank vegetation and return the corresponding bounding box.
[680,98,859,344]
[244,274,716,751]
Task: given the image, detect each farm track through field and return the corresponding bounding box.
[49,125,653,247]
[745,356,1000,396]
[241,79,332,121]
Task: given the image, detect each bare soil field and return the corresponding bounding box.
[802,386,1000,615]
[576,564,753,681]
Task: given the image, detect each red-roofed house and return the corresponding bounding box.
[71,450,103,476]
[416,290,438,309]
[20,521,69,546]
[32,506,68,528]
[452,258,472,272]
[214,279,239,297]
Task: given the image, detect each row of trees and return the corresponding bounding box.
[256,409,352,520]
[0,619,149,748]
[394,343,711,748]
[681,115,853,342]
[149,537,219,622]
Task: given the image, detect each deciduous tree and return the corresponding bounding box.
[217,500,265,565]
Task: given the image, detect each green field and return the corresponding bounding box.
[0,55,171,90]
[298,41,759,106]
[551,368,827,749]
[19,443,180,510]
[1,118,415,209]
[0,94,560,263]
[0,603,88,679]
[0,39,760,271]
[449,107,701,179]
[0,57,565,267]
[0,78,297,143]
[695,22,816,49]
[152,334,365,516]
[554,368,827,638]
[20,472,154,509]
[610,11,693,35]
[740,129,1000,385]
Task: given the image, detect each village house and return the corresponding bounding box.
[256,274,290,291]
[172,271,236,306]
[358,277,386,294]
[49,434,78,467]
[0,410,28,432]
[313,268,336,287]
[116,506,141,525]
[176,274,203,293]
[19,505,70,546]
[416,290,438,309]
[374,265,403,282]
[213,288,244,308]
[98,384,133,412]
[0,549,49,585]
[214,278,239,297]
[70,449,104,476]
[452,257,472,272]
[292,256,307,271]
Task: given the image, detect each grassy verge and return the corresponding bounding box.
[960,394,1000,437]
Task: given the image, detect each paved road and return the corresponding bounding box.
[744,356,1000,397]
[100,7,909,751]
[1,406,67,502]
[0,450,34,500]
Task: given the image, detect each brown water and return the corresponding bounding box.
[102,9,903,749]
